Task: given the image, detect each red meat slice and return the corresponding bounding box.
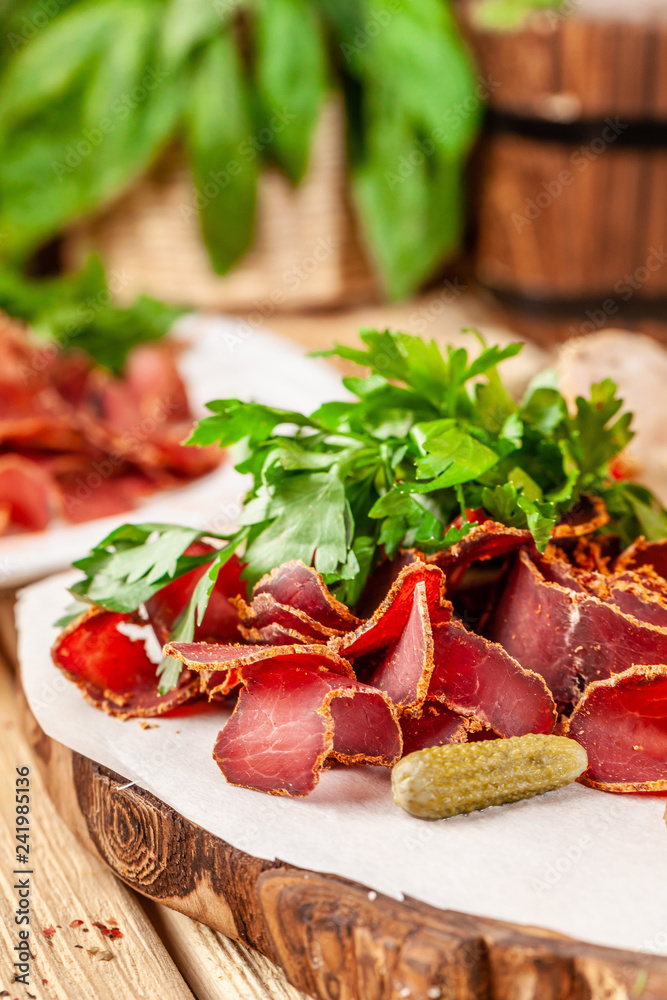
[212,664,401,796]
[616,538,667,581]
[489,550,667,706]
[164,640,355,698]
[0,455,61,532]
[59,471,155,524]
[52,607,200,718]
[367,581,435,715]
[400,701,469,755]
[235,592,336,644]
[334,563,450,661]
[565,665,667,792]
[145,544,245,645]
[428,521,536,587]
[429,619,556,736]
[253,559,361,632]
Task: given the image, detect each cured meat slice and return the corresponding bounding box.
[253,559,361,632]
[52,607,200,718]
[428,521,535,587]
[429,620,557,737]
[145,545,245,645]
[368,581,434,715]
[235,592,336,644]
[334,563,449,661]
[356,550,422,618]
[601,576,667,630]
[212,664,401,796]
[489,550,667,706]
[550,494,609,538]
[0,455,61,532]
[565,665,667,792]
[616,538,667,581]
[164,640,355,698]
[535,549,588,593]
[400,701,469,755]
[59,471,155,524]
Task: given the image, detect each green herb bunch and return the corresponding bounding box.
[0,0,478,300]
[0,256,182,374]
[67,329,667,693]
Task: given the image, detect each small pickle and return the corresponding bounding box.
[392,734,588,819]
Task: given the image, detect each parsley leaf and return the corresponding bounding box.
[66,327,667,694]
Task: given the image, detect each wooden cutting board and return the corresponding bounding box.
[18,693,667,1000]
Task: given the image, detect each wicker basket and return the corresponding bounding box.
[63,100,378,313]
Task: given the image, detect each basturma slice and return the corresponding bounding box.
[368,580,435,716]
[489,549,667,706]
[427,520,536,587]
[334,562,450,661]
[565,665,667,792]
[616,537,667,580]
[430,620,557,737]
[164,640,355,697]
[52,607,199,719]
[234,593,338,644]
[213,664,401,796]
[400,701,470,755]
[146,545,246,645]
[0,454,61,532]
[253,559,361,632]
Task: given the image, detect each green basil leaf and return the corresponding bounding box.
[185,31,258,274]
[252,0,327,183]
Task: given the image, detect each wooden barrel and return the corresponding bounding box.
[461,0,667,341]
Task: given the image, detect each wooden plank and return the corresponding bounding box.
[146,903,309,1000]
[21,693,667,1000]
[0,589,17,670]
[0,657,195,1000]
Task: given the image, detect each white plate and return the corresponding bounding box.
[17,570,667,958]
[0,315,345,588]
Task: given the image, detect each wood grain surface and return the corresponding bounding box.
[19,690,667,1000]
[0,647,309,1000]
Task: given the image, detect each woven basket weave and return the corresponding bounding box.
[63,100,378,312]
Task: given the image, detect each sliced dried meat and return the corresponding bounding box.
[334,562,450,661]
[212,664,401,796]
[0,455,61,532]
[600,576,667,630]
[235,593,335,644]
[489,550,667,706]
[550,494,609,538]
[367,580,434,715]
[59,471,155,524]
[253,559,361,632]
[52,607,200,718]
[430,619,556,737]
[427,521,535,588]
[565,665,667,792]
[146,545,245,645]
[616,538,667,581]
[163,640,355,698]
[400,701,469,755]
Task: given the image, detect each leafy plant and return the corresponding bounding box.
[68,329,667,692]
[0,0,479,299]
[0,255,182,374]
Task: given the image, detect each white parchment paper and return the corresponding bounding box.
[18,572,667,958]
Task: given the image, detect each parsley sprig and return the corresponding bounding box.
[66,329,667,692]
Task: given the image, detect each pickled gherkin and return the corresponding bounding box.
[392,734,588,819]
